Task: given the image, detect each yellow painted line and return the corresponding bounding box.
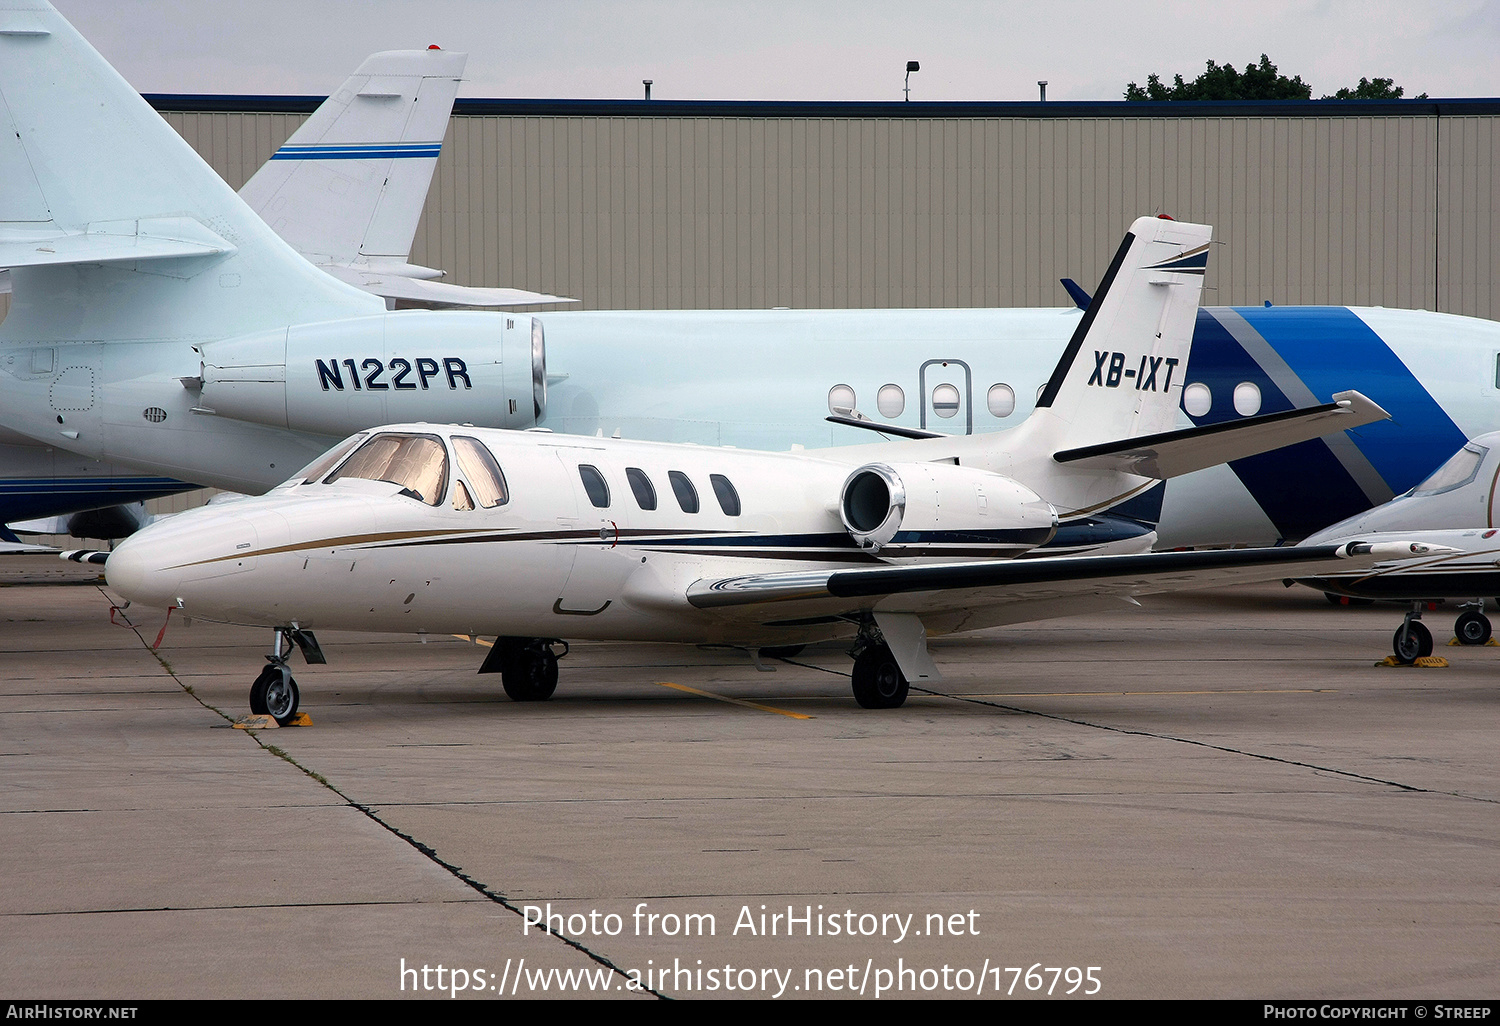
[456,634,495,648]
[954,689,1337,698]
[658,681,813,719]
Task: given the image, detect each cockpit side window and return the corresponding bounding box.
[452,436,509,508]
[1411,443,1488,496]
[325,432,448,505]
[452,480,475,511]
[669,471,699,513]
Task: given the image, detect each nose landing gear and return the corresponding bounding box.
[248,627,316,725]
[1392,608,1434,664]
[250,662,300,724]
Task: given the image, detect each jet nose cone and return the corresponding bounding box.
[105,535,177,609]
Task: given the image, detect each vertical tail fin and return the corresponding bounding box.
[1025,215,1211,453]
[0,0,378,344]
[239,48,466,274]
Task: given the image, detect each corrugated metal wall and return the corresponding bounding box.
[155,103,1497,319]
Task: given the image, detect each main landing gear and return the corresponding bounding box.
[1453,603,1492,646]
[249,627,324,724]
[1391,602,1492,663]
[478,637,568,701]
[849,625,909,709]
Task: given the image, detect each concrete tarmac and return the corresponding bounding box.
[1,556,1496,1000]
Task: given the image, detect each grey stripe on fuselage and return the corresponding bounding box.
[1207,308,1395,506]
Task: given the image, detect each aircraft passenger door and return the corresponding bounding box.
[552,449,635,616]
[919,359,973,435]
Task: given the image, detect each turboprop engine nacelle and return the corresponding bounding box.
[839,461,1058,557]
[196,311,546,436]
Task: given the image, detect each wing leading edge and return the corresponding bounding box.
[686,541,1445,626]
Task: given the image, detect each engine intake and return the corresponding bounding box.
[839,461,1057,557]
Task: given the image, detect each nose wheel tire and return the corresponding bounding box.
[501,644,559,702]
[1392,621,1434,664]
[250,664,301,725]
[1454,611,1492,646]
[851,645,909,709]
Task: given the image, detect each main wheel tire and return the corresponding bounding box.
[851,645,909,709]
[1392,621,1434,664]
[1455,611,1492,646]
[502,646,559,701]
[250,666,300,725]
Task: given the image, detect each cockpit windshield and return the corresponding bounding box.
[324,432,449,505]
[1410,443,1488,497]
[292,433,368,486]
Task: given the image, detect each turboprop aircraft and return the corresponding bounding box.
[1295,431,1500,662]
[98,215,1436,721]
[0,38,569,540]
[1,0,1495,553]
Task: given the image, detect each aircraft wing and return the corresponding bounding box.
[321,266,576,308]
[1053,390,1389,479]
[0,218,234,268]
[1,542,57,555]
[686,541,1443,632]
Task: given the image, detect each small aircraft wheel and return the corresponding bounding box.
[1392,621,1434,664]
[502,645,559,702]
[250,665,300,725]
[851,645,909,709]
[1454,611,1492,646]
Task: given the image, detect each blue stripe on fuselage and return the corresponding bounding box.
[1183,310,1372,539]
[1233,306,1467,491]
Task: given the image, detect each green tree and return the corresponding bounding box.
[1125,54,1311,101]
[1324,77,1427,100]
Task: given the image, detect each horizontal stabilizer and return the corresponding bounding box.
[0,218,234,268]
[824,414,945,440]
[323,266,576,307]
[1,542,58,555]
[1052,390,1390,479]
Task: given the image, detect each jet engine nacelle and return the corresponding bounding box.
[838,461,1058,557]
[197,311,546,436]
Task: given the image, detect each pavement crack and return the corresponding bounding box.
[914,686,1499,805]
[103,584,664,996]
[254,741,666,999]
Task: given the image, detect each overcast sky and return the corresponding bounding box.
[51,0,1500,102]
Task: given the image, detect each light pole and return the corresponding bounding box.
[904,61,920,101]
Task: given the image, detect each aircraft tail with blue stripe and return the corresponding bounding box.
[239,47,466,284]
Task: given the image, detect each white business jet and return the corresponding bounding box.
[1294,431,1500,661]
[100,216,1427,721]
[1,1,1497,560]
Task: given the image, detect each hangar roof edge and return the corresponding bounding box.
[145,95,1500,118]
